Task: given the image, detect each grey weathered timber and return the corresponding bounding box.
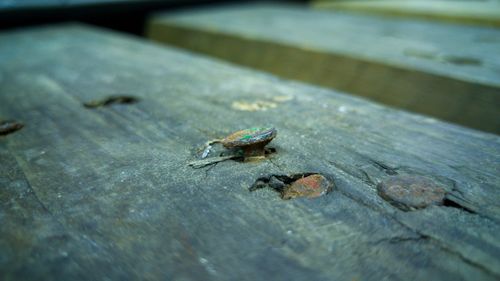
[313,0,500,27]
[1,24,500,281]
[147,3,500,134]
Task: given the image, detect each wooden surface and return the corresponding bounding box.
[313,0,500,27]
[147,3,500,134]
[1,24,500,281]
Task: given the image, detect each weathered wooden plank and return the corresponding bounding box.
[146,3,500,134]
[313,0,500,27]
[0,24,499,281]
[0,147,102,280]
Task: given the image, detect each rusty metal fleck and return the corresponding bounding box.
[250,173,333,200]
[84,95,139,108]
[282,174,332,200]
[377,175,446,211]
[0,120,24,136]
[221,127,277,161]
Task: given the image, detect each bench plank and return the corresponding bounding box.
[1,24,499,280]
[147,4,500,133]
[313,0,500,27]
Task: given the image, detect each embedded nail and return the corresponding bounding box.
[221,127,277,161]
[282,174,332,200]
[377,175,446,211]
[250,173,333,200]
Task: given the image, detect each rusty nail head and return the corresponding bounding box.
[221,127,277,161]
[377,175,446,211]
[282,174,332,200]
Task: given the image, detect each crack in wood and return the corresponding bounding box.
[203,161,219,179]
[370,234,429,246]
[369,159,399,175]
[442,196,477,215]
[83,95,139,108]
[333,186,499,278]
[5,150,67,231]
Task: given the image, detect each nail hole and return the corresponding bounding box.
[250,173,333,200]
[83,95,139,108]
[441,55,482,66]
[0,120,24,136]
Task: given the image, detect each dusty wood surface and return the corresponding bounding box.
[147,3,500,134]
[313,0,500,27]
[1,24,500,281]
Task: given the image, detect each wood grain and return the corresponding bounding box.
[147,3,500,134]
[313,0,500,27]
[0,24,499,281]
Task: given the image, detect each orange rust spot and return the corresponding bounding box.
[294,175,322,190]
[283,174,332,200]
